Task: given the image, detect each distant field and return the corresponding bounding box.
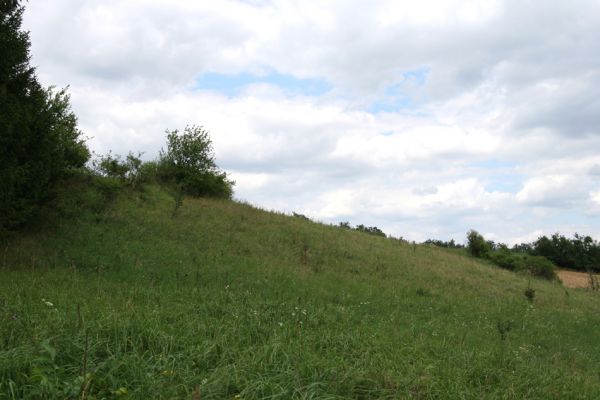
[1,184,600,399]
[557,269,600,289]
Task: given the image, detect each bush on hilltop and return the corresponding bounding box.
[157,126,234,199]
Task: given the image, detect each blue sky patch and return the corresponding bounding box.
[472,159,522,193]
[485,177,522,193]
[195,71,332,97]
[369,67,430,113]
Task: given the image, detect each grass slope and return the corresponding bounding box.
[1,185,600,399]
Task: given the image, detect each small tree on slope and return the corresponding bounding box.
[158,125,234,199]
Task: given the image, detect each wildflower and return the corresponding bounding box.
[278,322,283,327]
[41,299,54,307]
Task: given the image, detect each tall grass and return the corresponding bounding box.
[1,184,600,399]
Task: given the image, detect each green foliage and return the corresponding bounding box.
[0,3,89,235]
[157,125,234,199]
[511,242,533,253]
[93,151,146,187]
[354,224,386,237]
[523,255,557,280]
[49,171,123,219]
[470,231,557,280]
[466,230,491,257]
[488,248,525,272]
[137,160,160,184]
[488,252,556,280]
[512,233,600,273]
[423,238,464,249]
[336,221,386,237]
[531,233,600,272]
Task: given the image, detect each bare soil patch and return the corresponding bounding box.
[558,269,599,289]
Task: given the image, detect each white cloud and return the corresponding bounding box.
[22,0,600,244]
[517,176,574,206]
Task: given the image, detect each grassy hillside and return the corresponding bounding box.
[1,184,600,399]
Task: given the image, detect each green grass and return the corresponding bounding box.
[1,184,600,399]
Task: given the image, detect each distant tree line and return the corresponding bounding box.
[338,222,387,237]
[426,231,600,276]
[422,239,464,249]
[512,233,600,273]
[465,231,600,273]
[291,217,392,240]
[466,230,557,280]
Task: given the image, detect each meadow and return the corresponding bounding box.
[1,184,600,399]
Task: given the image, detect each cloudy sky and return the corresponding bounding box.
[23,0,600,244]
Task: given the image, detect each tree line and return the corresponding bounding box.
[424,231,600,280]
[512,233,600,273]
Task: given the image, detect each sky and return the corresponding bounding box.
[23,0,600,245]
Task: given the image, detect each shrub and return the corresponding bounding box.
[355,224,386,237]
[138,160,159,184]
[93,152,129,180]
[93,152,145,187]
[488,250,526,272]
[524,287,535,302]
[523,255,557,280]
[423,238,464,249]
[466,230,491,258]
[157,126,234,199]
[485,242,556,280]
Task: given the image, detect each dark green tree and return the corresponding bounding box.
[0,1,89,233]
[531,233,600,272]
[466,230,491,258]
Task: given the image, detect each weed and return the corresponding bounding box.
[587,268,599,291]
[496,320,513,341]
[300,243,309,265]
[171,188,184,218]
[524,287,535,303]
[525,280,535,303]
